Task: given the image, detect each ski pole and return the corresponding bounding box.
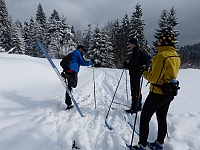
[125,69,129,101]
[130,76,144,147]
[105,69,124,130]
[130,109,138,147]
[93,64,96,109]
[105,69,124,119]
[105,69,125,130]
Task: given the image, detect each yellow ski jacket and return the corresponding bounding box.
[143,46,181,95]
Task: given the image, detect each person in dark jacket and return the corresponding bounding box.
[64,45,93,110]
[124,38,143,114]
[131,29,181,150]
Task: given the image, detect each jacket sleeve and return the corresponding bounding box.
[77,51,93,66]
[142,54,166,84]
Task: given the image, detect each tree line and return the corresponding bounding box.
[179,43,200,69]
[2,0,194,69]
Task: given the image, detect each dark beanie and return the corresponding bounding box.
[77,45,87,52]
[129,38,138,45]
[159,30,175,46]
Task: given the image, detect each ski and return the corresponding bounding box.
[113,101,131,108]
[104,115,139,149]
[121,136,132,149]
[121,136,140,150]
[105,115,139,134]
[37,41,84,117]
[79,94,91,103]
[124,115,140,136]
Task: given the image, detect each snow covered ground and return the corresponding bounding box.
[0,52,200,150]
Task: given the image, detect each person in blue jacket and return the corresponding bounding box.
[65,45,93,110]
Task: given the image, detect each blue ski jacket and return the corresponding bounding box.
[69,49,93,73]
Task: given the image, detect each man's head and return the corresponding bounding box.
[158,29,175,46]
[77,45,87,53]
[129,38,138,49]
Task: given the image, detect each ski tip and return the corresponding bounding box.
[105,119,113,130]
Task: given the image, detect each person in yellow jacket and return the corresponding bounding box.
[132,29,181,150]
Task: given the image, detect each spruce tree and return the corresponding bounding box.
[129,3,145,50]
[69,26,77,50]
[168,7,180,48]
[35,3,47,57]
[82,24,93,59]
[110,19,122,68]
[60,16,75,56]
[119,14,130,67]
[153,8,180,48]
[23,20,31,56]
[11,20,25,54]
[27,17,37,57]
[0,0,12,51]
[88,25,101,67]
[153,9,168,47]
[83,24,92,51]
[47,9,61,58]
[59,16,69,56]
[100,26,115,68]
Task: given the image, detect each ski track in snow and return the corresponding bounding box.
[1,53,200,150]
[31,68,133,150]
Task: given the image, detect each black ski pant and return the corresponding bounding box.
[139,92,173,146]
[65,70,78,106]
[129,73,141,109]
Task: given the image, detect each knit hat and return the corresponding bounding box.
[77,45,87,52]
[129,38,138,45]
[159,30,175,46]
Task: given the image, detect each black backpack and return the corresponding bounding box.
[60,53,72,70]
[138,50,152,71]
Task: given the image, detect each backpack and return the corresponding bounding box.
[138,50,152,71]
[60,53,72,70]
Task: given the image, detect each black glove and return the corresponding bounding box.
[123,61,128,69]
[140,65,148,74]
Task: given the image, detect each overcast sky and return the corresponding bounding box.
[6,0,200,47]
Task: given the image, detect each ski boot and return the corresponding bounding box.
[147,141,163,150]
[65,104,74,110]
[129,144,146,150]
